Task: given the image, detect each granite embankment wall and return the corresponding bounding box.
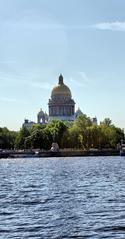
[0,149,120,158]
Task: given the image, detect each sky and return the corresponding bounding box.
[0,0,125,130]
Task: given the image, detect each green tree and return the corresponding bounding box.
[0,127,17,149]
[15,127,30,149]
[74,115,93,129]
[100,118,112,127]
[46,120,67,146]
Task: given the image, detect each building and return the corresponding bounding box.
[22,74,97,128]
[75,107,84,118]
[23,119,35,129]
[37,109,48,124]
[48,74,75,122]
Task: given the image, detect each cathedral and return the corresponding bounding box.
[48,74,75,121]
[23,74,97,128]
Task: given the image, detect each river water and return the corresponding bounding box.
[0,156,125,239]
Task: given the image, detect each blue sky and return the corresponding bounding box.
[0,0,125,130]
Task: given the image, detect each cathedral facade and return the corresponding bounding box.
[23,74,96,128]
[48,74,75,122]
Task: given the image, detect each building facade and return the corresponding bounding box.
[22,74,97,128]
[48,74,75,122]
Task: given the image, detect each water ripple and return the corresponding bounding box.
[0,156,125,239]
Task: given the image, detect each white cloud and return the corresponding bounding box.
[67,71,91,88]
[68,78,85,87]
[94,21,125,31]
[28,81,52,90]
[0,73,52,90]
[0,97,24,103]
[79,71,91,84]
[2,21,62,30]
[2,21,86,30]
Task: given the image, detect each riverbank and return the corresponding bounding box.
[0,149,120,158]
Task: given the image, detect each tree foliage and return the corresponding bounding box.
[0,127,17,149]
[0,116,124,150]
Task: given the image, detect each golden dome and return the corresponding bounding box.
[51,75,71,98]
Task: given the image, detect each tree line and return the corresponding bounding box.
[0,115,124,150]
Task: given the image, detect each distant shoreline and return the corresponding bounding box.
[0,149,120,159]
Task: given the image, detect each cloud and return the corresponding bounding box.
[68,71,91,88]
[28,81,52,90]
[79,71,91,84]
[94,21,125,31]
[2,21,62,30]
[0,73,52,90]
[68,78,85,87]
[0,97,24,103]
[2,21,86,30]
[0,7,87,31]
[0,13,86,31]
